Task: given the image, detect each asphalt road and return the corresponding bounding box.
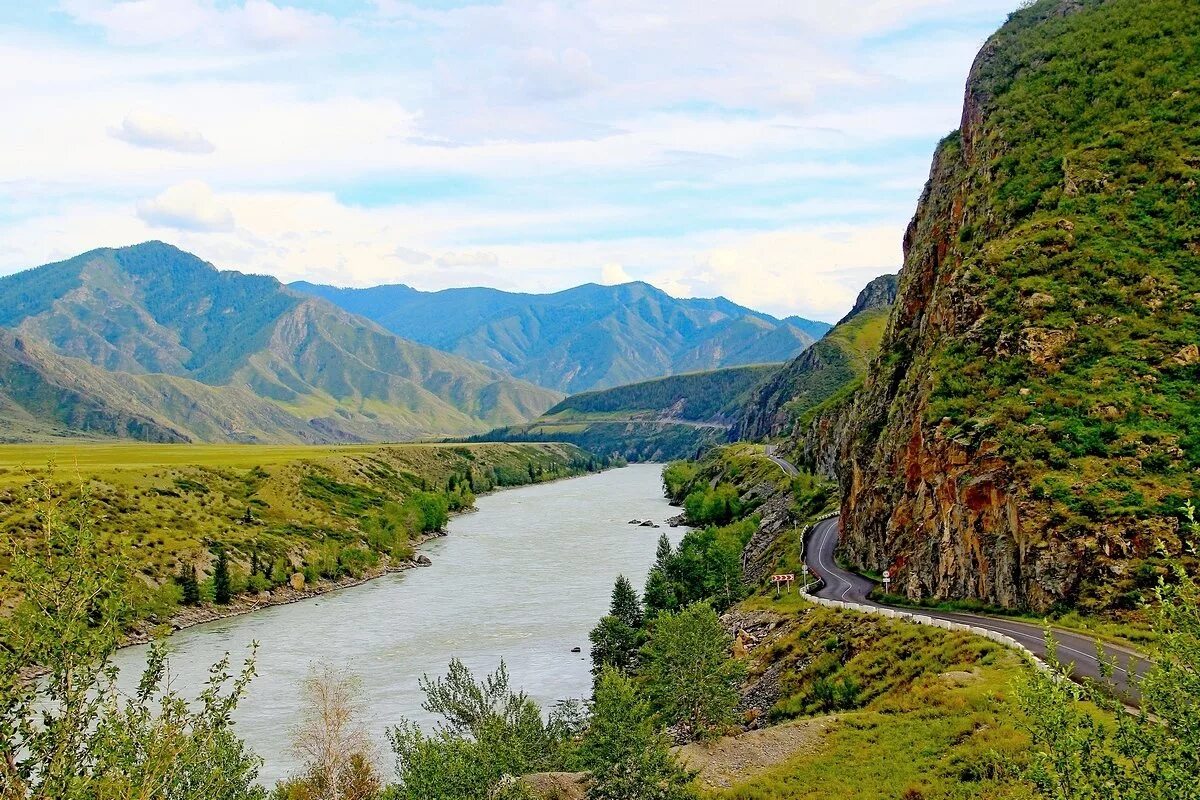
[804,514,1152,701]
[764,444,799,476]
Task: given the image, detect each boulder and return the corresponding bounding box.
[414,554,433,567]
[290,572,305,591]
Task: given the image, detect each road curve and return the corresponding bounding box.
[803,516,1150,700]
[764,444,799,477]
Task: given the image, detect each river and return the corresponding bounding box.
[110,463,681,786]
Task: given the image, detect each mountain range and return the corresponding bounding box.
[291,280,830,393]
[0,243,560,443]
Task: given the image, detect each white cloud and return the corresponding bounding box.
[690,226,902,319]
[393,246,431,265]
[136,181,235,231]
[60,0,338,48]
[599,262,633,285]
[435,250,500,268]
[0,0,1018,320]
[109,110,214,153]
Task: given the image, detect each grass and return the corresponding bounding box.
[713,603,1036,800]
[711,673,1032,800]
[0,442,399,482]
[0,441,604,622]
[869,590,1158,650]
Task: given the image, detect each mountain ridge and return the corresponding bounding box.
[291,279,832,393]
[0,243,562,443]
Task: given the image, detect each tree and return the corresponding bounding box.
[654,533,674,572]
[178,563,202,606]
[275,664,380,800]
[644,535,681,616]
[1020,501,1200,800]
[0,480,264,799]
[589,616,640,676]
[214,546,234,604]
[578,668,696,800]
[643,567,679,617]
[388,660,572,800]
[609,575,643,629]
[641,602,744,738]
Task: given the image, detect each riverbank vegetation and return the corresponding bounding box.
[4,467,1199,799]
[650,453,1200,798]
[0,442,611,630]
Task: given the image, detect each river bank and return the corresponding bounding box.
[107,463,680,785]
[121,530,447,648]
[121,463,627,648]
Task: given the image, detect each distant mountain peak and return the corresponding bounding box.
[0,244,561,444]
[292,279,833,393]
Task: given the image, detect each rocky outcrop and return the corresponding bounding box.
[808,0,1199,612]
[835,274,899,326]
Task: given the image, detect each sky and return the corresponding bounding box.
[0,1,1019,321]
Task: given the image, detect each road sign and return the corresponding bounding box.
[882,569,892,593]
[770,573,795,597]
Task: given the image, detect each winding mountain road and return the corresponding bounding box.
[804,515,1150,699]
[764,444,799,476]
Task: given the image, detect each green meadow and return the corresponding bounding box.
[0,441,604,621]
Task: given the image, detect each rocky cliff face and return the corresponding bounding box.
[835,275,899,326]
[800,0,1200,612]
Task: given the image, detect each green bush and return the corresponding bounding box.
[682,483,742,526]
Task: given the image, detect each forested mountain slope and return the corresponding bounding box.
[0,243,560,442]
[475,364,778,461]
[292,280,830,393]
[797,0,1200,613]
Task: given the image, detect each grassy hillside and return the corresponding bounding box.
[293,280,830,393]
[0,441,605,625]
[547,364,778,422]
[831,0,1200,612]
[695,603,1032,800]
[474,365,778,461]
[734,307,890,443]
[0,243,561,443]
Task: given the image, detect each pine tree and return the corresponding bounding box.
[654,533,674,572]
[609,575,644,629]
[643,567,678,617]
[589,616,640,676]
[213,548,233,605]
[177,564,201,606]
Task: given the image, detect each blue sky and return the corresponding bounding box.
[0,0,1018,320]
